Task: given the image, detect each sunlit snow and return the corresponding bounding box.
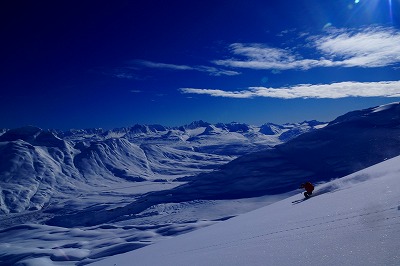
[92,156,400,266]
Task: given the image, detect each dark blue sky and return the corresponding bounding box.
[1,0,399,130]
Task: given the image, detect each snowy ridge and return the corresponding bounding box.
[0,134,80,214]
[371,102,400,113]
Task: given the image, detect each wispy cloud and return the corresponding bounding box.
[313,27,400,68]
[180,87,254,99]
[194,66,240,76]
[213,26,400,70]
[135,60,194,71]
[97,67,141,80]
[112,72,137,79]
[180,80,400,99]
[213,43,321,70]
[134,60,240,76]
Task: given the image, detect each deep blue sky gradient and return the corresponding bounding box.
[1,0,399,129]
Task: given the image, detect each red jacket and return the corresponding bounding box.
[301,182,314,193]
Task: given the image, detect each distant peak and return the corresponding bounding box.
[0,126,42,142]
[185,120,210,129]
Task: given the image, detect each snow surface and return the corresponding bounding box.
[92,155,400,266]
[0,195,285,265]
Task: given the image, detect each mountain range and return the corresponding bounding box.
[46,102,400,228]
[0,120,324,214]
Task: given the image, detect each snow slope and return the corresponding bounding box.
[92,155,400,266]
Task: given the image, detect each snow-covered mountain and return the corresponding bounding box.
[59,120,325,155]
[168,102,400,198]
[71,101,400,218]
[46,102,400,228]
[0,121,323,214]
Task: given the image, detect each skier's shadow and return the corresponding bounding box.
[292,192,321,205]
[291,198,310,205]
[291,187,337,205]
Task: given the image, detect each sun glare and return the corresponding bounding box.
[388,0,393,23]
[352,0,395,24]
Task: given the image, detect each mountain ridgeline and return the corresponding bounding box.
[0,120,322,214]
[2,102,400,220]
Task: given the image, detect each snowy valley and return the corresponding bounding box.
[1,103,400,265]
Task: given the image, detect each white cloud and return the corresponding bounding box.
[179,88,255,99]
[134,60,240,76]
[195,66,240,76]
[180,80,400,99]
[213,26,400,70]
[313,27,400,68]
[213,43,310,70]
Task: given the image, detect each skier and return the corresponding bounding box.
[299,181,314,199]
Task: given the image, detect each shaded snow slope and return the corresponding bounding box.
[0,137,80,214]
[92,155,400,266]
